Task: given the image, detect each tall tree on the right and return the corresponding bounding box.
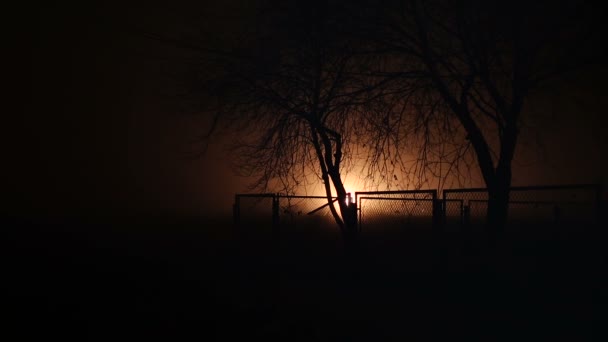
[360,0,605,235]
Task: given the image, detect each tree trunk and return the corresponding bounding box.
[329,170,359,254]
[312,123,359,253]
[486,155,513,241]
[340,201,359,254]
[487,122,517,235]
[486,181,510,234]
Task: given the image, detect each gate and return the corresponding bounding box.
[355,190,440,233]
[233,184,602,235]
[277,195,338,229]
[233,193,339,228]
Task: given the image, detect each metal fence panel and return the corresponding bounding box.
[443,199,464,231]
[443,184,601,229]
[277,195,339,232]
[233,184,601,235]
[355,190,438,233]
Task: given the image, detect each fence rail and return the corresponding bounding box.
[355,190,439,232]
[443,184,602,229]
[233,184,602,233]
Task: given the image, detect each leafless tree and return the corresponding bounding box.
[354,0,604,233]
[186,2,395,246]
[155,0,602,242]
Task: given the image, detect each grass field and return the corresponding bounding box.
[6,216,607,340]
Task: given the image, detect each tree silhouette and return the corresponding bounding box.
[150,0,604,240]
[354,0,604,233]
[188,2,390,245]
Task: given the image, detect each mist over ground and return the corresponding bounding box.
[7,215,607,340]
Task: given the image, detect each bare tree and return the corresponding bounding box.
[154,0,602,242]
[187,2,391,246]
[355,0,604,233]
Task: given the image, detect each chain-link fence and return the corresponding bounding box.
[233,194,342,236]
[442,199,465,232]
[234,184,602,236]
[277,195,340,232]
[355,190,439,234]
[443,184,602,230]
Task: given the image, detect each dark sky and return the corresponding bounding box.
[19,3,248,221]
[17,2,608,222]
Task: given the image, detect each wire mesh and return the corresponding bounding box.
[443,184,601,228]
[443,199,464,231]
[234,185,601,235]
[277,195,340,232]
[356,191,437,232]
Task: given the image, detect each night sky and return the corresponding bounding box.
[22,3,246,221]
[19,1,608,222]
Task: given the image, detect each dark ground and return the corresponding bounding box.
[5,217,608,341]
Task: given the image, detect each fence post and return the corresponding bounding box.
[350,202,358,232]
[432,199,442,231]
[233,195,240,227]
[432,191,442,231]
[346,192,358,233]
[595,184,602,227]
[272,194,280,234]
[463,204,471,229]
